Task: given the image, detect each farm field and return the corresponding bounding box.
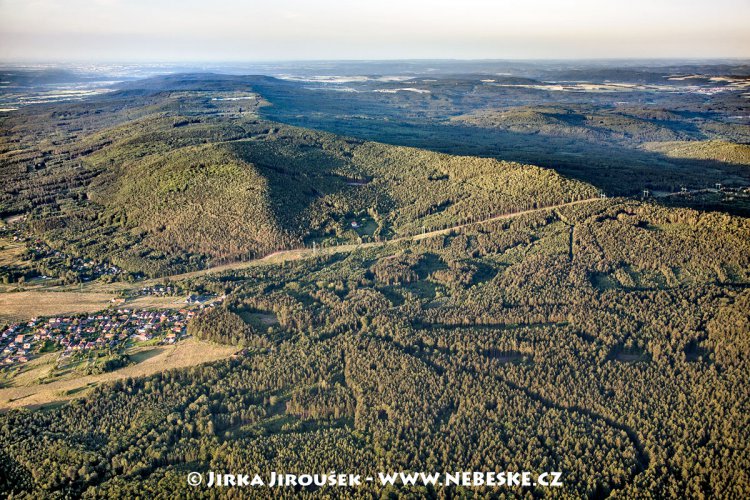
[0,291,187,322]
[0,338,237,410]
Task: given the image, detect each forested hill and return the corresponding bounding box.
[1,82,597,277]
[1,70,750,499]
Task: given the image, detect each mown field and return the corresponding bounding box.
[0,338,237,410]
[0,291,187,323]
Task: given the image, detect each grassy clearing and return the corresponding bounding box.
[236,308,279,329]
[0,338,237,410]
[0,291,188,322]
[0,237,25,267]
[0,291,115,322]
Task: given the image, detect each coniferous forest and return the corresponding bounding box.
[1,64,749,498]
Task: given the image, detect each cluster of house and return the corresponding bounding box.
[23,238,125,281]
[0,308,196,368]
[138,285,226,307]
[2,225,127,283]
[138,284,182,296]
[137,285,221,306]
[186,293,221,305]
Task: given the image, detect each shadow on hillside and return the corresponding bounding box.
[247,76,749,208]
[225,139,396,239]
[261,114,747,195]
[71,74,750,217]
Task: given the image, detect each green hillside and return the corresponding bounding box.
[642,140,750,165]
[89,143,294,260]
[12,107,596,276]
[451,106,688,144]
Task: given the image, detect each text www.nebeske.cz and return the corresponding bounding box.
[188,471,563,488]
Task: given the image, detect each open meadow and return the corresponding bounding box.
[0,338,237,410]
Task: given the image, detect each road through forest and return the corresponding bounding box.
[5,189,716,320]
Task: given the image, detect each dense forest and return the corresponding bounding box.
[2,198,749,498]
[247,70,750,197]
[1,87,596,277]
[1,70,749,498]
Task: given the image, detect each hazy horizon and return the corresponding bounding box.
[2,57,750,65]
[1,0,749,62]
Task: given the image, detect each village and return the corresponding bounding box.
[0,301,215,369]
[19,233,129,282]
[1,222,133,286]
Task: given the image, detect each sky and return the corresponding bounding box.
[0,0,748,62]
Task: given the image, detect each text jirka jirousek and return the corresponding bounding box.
[194,470,564,488]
